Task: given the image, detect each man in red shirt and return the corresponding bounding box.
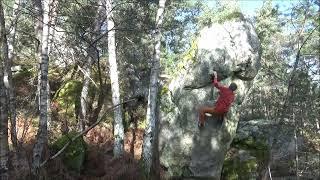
[198,71,237,127]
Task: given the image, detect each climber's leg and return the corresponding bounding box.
[198,106,225,127]
[198,106,216,126]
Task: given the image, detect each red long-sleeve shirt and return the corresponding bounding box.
[212,78,235,113]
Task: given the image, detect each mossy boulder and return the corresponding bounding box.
[55,80,82,109]
[51,131,87,172]
[234,119,313,177]
[222,158,257,180]
[53,80,83,125]
[222,136,269,179]
[159,15,261,178]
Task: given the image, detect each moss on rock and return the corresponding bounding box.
[222,137,269,179]
[223,158,257,180]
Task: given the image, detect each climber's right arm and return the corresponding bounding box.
[212,71,222,89]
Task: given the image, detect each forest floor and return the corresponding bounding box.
[8,117,150,180]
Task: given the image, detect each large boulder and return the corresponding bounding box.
[221,119,273,179]
[229,119,319,179]
[159,17,261,179]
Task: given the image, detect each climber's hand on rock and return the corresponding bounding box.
[213,71,217,77]
[210,74,215,81]
[211,71,217,81]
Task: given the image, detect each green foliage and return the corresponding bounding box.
[59,0,97,37]
[56,80,82,104]
[55,80,82,121]
[216,11,244,23]
[161,52,178,76]
[137,117,147,129]
[160,85,169,96]
[159,85,175,114]
[4,0,36,60]
[51,131,87,172]
[181,39,198,63]
[159,1,203,79]
[255,0,281,44]
[163,0,202,53]
[241,0,288,120]
[293,1,320,56]
[197,0,242,27]
[162,37,199,78]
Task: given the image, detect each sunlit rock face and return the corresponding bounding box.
[159,17,261,179]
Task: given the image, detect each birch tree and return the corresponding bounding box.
[0,0,9,178]
[106,0,124,157]
[5,0,22,150]
[47,0,58,54]
[34,0,43,111]
[142,0,166,174]
[46,0,58,131]
[31,0,51,175]
[79,0,103,131]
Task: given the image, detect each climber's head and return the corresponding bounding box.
[229,82,237,91]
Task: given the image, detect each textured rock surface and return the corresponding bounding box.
[233,119,318,178]
[159,17,261,179]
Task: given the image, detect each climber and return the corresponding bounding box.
[198,71,237,127]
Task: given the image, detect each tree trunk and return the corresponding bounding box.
[32,0,50,176]
[47,0,58,55]
[106,0,124,158]
[6,0,22,150]
[142,0,166,175]
[79,0,103,132]
[79,69,90,131]
[150,93,161,180]
[88,56,104,125]
[293,112,299,180]
[8,0,21,61]
[46,0,58,131]
[0,70,9,180]
[33,0,43,112]
[130,112,137,156]
[0,1,9,178]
